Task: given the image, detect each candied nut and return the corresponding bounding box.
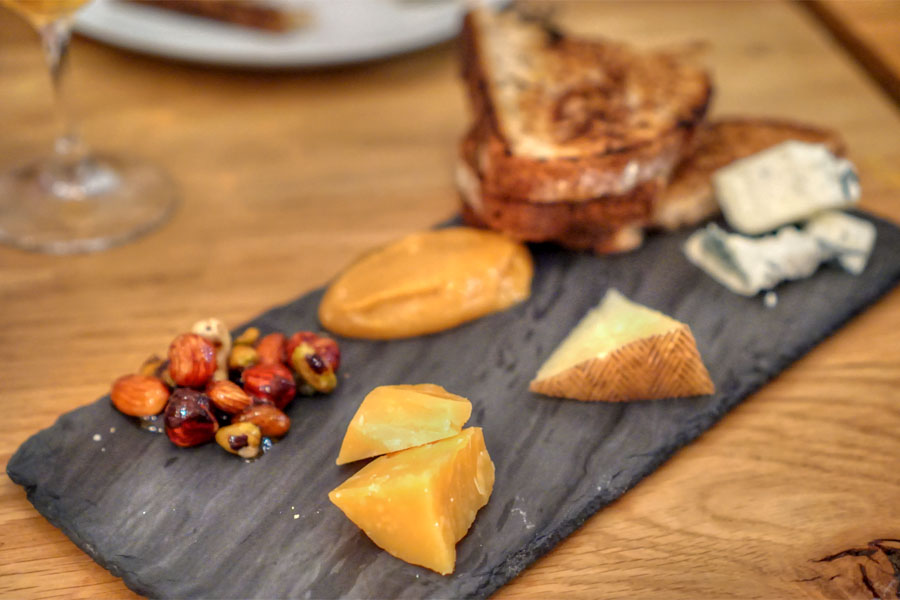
[206,380,252,415]
[138,355,165,378]
[160,367,176,388]
[164,388,218,447]
[290,343,337,393]
[168,333,217,388]
[140,355,175,386]
[215,422,262,459]
[234,404,291,438]
[312,336,341,371]
[110,374,170,417]
[233,327,260,346]
[256,333,287,366]
[192,318,232,382]
[228,345,259,370]
[285,331,317,360]
[250,394,275,407]
[242,363,296,409]
[287,332,340,371]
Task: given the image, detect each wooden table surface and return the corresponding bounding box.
[2,2,899,598]
[807,0,900,104]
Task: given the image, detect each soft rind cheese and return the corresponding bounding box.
[328,428,495,575]
[336,384,472,465]
[713,141,860,235]
[530,289,715,402]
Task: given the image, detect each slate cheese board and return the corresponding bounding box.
[8,213,900,599]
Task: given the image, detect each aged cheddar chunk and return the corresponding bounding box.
[328,427,494,575]
[530,289,714,402]
[337,384,472,465]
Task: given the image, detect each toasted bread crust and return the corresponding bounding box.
[457,147,658,254]
[652,117,846,230]
[458,116,847,253]
[461,9,713,201]
[457,132,653,254]
[472,118,703,203]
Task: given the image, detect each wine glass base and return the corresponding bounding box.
[0,154,178,254]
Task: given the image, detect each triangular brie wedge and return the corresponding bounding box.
[530,289,715,402]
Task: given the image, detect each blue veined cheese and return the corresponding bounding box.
[683,223,827,296]
[683,211,876,296]
[805,211,877,275]
[713,141,860,235]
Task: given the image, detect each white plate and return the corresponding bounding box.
[75,0,504,68]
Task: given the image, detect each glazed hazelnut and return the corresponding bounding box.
[164,388,219,447]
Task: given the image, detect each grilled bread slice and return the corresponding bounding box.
[652,117,846,230]
[457,124,655,254]
[461,7,712,202]
[457,117,847,253]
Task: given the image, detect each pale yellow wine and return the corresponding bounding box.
[2,0,91,26]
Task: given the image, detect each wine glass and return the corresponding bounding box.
[0,0,178,254]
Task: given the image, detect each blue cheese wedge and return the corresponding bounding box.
[713,141,860,235]
[805,211,876,275]
[684,223,826,296]
[684,211,876,296]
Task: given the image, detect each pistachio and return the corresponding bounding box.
[140,355,176,387]
[228,345,259,370]
[290,342,337,393]
[286,332,340,371]
[233,326,260,346]
[215,422,262,459]
[138,355,165,377]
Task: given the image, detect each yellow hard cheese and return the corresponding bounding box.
[336,384,472,465]
[530,289,715,401]
[328,427,494,575]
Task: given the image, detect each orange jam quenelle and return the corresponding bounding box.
[318,227,533,339]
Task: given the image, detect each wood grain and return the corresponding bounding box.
[1,1,899,598]
[805,0,900,105]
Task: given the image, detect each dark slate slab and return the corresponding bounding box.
[8,213,900,599]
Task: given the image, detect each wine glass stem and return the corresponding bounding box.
[38,18,86,166]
